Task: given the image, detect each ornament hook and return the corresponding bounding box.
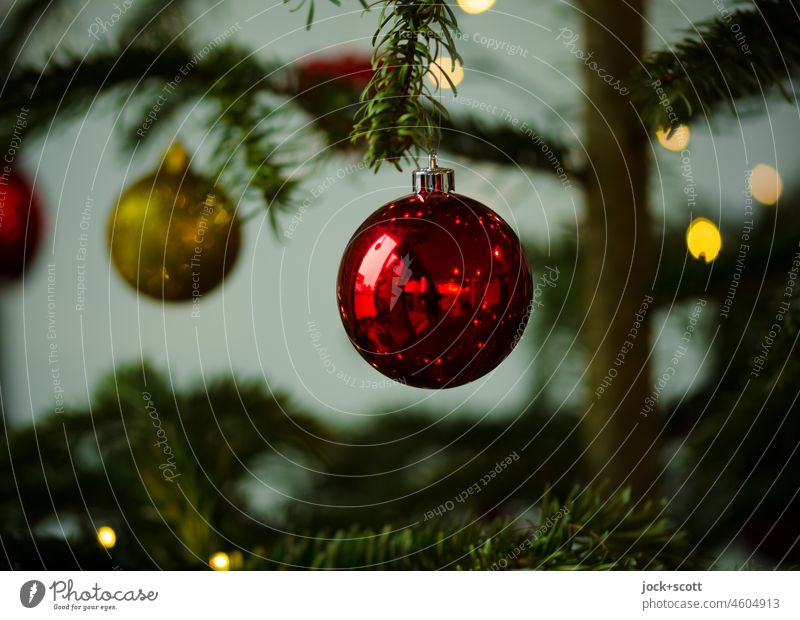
[413,151,454,194]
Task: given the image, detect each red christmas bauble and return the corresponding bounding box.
[337,156,533,388]
[0,170,43,282]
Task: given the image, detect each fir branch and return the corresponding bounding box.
[0,46,217,139]
[0,42,304,217]
[441,113,576,181]
[351,0,462,170]
[206,83,304,231]
[0,0,52,73]
[0,36,572,225]
[292,62,576,182]
[0,364,330,568]
[0,364,701,570]
[632,0,800,131]
[116,0,191,50]
[249,485,693,570]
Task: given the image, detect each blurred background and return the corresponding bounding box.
[1,0,798,570]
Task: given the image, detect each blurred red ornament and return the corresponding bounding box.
[0,169,43,282]
[298,53,374,90]
[295,53,375,146]
[337,154,533,389]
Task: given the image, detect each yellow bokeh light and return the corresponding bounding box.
[748,163,783,206]
[656,125,690,152]
[457,0,496,14]
[427,56,464,89]
[686,217,722,263]
[96,526,117,549]
[209,551,230,571]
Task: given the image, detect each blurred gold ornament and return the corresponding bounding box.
[107,144,241,301]
[686,217,722,263]
[748,163,783,206]
[656,125,690,152]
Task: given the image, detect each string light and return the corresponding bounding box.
[427,56,464,89]
[209,551,230,571]
[749,163,783,206]
[686,217,722,263]
[457,0,496,14]
[96,526,117,549]
[656,125,690,152]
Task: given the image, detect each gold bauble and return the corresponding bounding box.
[108,144,241,301]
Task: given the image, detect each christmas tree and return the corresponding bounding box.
[0,0,798,570]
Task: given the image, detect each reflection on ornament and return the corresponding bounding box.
[209,551,230,571]
[457,0,496,14]
[427,56,464,89]
[748,163,783,206]
[107,144,241,301]
[686,217,722,263]
[337,153,533,389]
[96,526,117,549]
[656,125,690,152]
[0,169,43,281]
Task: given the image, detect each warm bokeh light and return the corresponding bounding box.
[427,56,464,89]
[749,163,783,205]
[96,526,117,549]
[686,217,722,263]
[656,125,690,152]
[209,551,230,571]
[457,0,496,14]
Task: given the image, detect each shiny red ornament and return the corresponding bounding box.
[0,169,43,282]
[337,155,533,388]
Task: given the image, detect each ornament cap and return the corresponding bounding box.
[163,142,190,175]
[413,151,454,194]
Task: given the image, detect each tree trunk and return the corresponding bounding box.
[580,0,658,495]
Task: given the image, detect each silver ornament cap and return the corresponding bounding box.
[412,151,454,194]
